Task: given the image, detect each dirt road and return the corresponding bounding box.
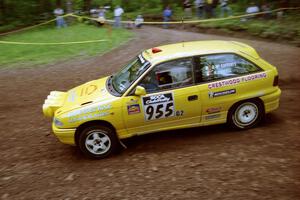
[0,26,300,200]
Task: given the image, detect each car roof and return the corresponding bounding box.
[142,40,260,64]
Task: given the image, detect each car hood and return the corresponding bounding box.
[65,77,112,106]
[43,76,114,118]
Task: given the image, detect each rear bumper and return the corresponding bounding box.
[52,124,76,145]
[260,88,281,113]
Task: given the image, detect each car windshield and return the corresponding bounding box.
[111,55,150,94]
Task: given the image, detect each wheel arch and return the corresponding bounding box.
[75,120,116,146]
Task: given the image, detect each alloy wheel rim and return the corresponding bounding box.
[85,130,111,155]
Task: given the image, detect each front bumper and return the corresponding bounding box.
[52,124,76,145]
[43,91,67,118]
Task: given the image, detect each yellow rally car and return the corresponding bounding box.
[43,40,281,158]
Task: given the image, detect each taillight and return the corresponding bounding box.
[273,75,279,86]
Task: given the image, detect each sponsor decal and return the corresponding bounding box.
[176,110,184,116]
[138,54,145,64]
[126,99,138,104]
[127,104,141,115]
[205,114,221,120]
[208,72,267,89]
[142,93,175,121]
[68,112,109,123]
[214,62,237,69]
[209,89,236,98]
[66,104,112,118]
[206,107,222,114]
[208,78,240,89]
[67,90,77,102]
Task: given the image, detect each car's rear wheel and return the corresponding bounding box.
[78,125,119,159]
[228,99,264,129]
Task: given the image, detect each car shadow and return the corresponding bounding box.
[120,112,283,154]
[64,112,282,160]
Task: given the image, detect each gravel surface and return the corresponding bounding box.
[0,26,300,200]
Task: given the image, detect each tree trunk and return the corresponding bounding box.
[56,0,62,7]
[66,0,73,23]
[0,0,6,24]
[84,0,92,12]
[66,0,73,13]
[38,0,53,19]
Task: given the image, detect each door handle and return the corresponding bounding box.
[188,95,198,101]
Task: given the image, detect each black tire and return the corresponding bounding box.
[228,99,264,130]
[78,125,119,159]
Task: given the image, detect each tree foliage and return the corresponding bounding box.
[1,0,300,31]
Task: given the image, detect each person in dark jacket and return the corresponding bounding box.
[163,6,172,28]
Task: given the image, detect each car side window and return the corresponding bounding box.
[196,54,261,82]
[139,58,194,93]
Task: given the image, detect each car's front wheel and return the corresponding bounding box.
[228,99,264,129]
[78,125,119,159]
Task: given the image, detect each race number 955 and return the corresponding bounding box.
[142,93,175,121]
[145,102,174,120]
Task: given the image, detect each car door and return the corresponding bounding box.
[122,57,202,135]
[194,53,264,125]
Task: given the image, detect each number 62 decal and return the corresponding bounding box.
[142,93,175,121]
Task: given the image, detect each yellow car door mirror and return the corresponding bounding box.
[134,86,146,96]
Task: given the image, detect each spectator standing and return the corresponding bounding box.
[183,0,192,18]
[246,2,260,15]
[163,6,172,28]
[205,0,214,18]
[90,7,99,26]
[98,7,106,25]
[212,0,218,17]
[135,15,144,28]
[54,7,67,28]
[261,3,272,19]
[242,2,260,21]
[246,2,259,17]
[194,0,205,18]
[114,5,124,28]
[90,7,98,18]
[220,0,232,17]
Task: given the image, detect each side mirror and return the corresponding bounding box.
[134,86,146,96]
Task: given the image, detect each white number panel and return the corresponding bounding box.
[142,93,175,121]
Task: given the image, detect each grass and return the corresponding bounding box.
[0,23,134,68]
[194,12,300,44]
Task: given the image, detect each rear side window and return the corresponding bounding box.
[196,54,261,82]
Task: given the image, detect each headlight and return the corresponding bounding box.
[53,118,64,127]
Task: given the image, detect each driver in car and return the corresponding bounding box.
[139,74,159,93]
